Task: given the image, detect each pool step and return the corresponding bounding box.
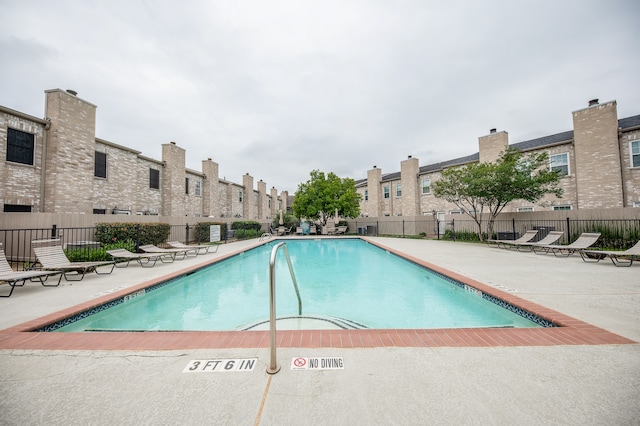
[239,315,368,331]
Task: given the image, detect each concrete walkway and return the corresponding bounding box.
[0,238,638,425]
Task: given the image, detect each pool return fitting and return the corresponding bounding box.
[267,242,302,374]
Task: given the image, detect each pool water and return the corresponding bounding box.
[56,239,541,331]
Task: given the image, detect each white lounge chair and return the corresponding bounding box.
[32,239,115,281]
[0,242,63,297]
[138,244,189,261]
[532,232,601,257]
[107,249,168,268]
[487,230,539,249]
[167,241,218,255]
[580,240,640,267]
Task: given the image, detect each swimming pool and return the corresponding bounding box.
[47,239,549,332]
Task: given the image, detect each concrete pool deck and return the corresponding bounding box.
[0,237,638,424]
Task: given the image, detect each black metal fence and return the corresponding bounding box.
[347,217,639,249]
[2,218,639,271]
[0,224,225,271]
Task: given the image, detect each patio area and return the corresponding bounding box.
[0,237,638,425]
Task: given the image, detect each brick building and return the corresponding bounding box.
[0,89,287,219]
[356,99,640,218]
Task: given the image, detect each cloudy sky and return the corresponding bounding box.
[1,0,639,193]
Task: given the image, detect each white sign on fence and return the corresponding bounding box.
[210,225,221,242]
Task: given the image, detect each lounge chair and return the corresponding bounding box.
[502,231,565,252]
[32,239,115,281]
[579,240,640,267]
[309,225,317,235]
[335,226,348,235]
[296,227,303,235]
[167,241,218,255]
[532,232,601,257]
[487,230,538,249]
[106,249,169,268]
[138,244,189,260]
[0,242,63,297]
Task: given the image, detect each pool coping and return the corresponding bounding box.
[0,237,635,350]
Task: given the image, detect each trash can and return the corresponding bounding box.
[532,226,555,242]
[366,225,377,236]
[358,226,367,235]
[497,232,519,240]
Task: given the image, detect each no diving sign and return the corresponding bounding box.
[290,357,344,370]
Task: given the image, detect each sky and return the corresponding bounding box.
[1,0,639,193]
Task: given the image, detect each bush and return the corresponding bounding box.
[271,213,299,230]
[195,222,227,243]
[234,229,261,240]
[442,230,482,242]
[64,240,136,262]
[95,223,170,246]
[231,221,263,231]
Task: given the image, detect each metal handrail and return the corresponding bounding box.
[267,242,302,374]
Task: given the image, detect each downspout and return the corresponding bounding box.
[40,118,51,212]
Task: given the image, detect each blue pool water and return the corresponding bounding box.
[54,239,543,331]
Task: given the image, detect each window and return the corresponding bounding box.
[149,168,160,189]
[6,128,35,165]
[94,151,107,178]
[422,178,431,195]
[550,153,569,176]
[633,201,640,208]
[631,141,640,168]
[517,207,534,212]
[553,205,572,211]
[185,177,190,194]
[195,180,201,196]
[93,209,106,214]
[449,210,463,215]
[383,186,390,199]
[3,204,32,213]
[239,190,243,202]
[396,184,402,197]
[364,189,368,201]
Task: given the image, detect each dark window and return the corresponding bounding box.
[95,151,107,178]
[4,204,32,213]
[150,168,160,189]
[185,177,189,194]
[6,128,35,165]
[93,209,106,214]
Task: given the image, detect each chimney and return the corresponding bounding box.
[490,128,497,134]
[588,99,599,107]
[66,89,78,96]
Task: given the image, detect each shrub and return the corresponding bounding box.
[195,222,227,243]
[64,239,136,262]
[442,230,482,242]
[95,223,170,246]
[234,229,261,240]
[231,221,263,231]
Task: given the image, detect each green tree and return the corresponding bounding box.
[432,147,563,241]
[292,170,361,226]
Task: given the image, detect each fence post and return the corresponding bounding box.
[136,224,141,251]
[51,224,57,239]
[436,220,440,240]
[402,220,405,238]
[451,218,455,241]
[185,224,190,244]
[566,217,571,241]
[512,218,516,238]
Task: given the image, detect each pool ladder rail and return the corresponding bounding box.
[268,242,302,374]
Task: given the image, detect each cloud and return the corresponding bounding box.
[1,0,639,193]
